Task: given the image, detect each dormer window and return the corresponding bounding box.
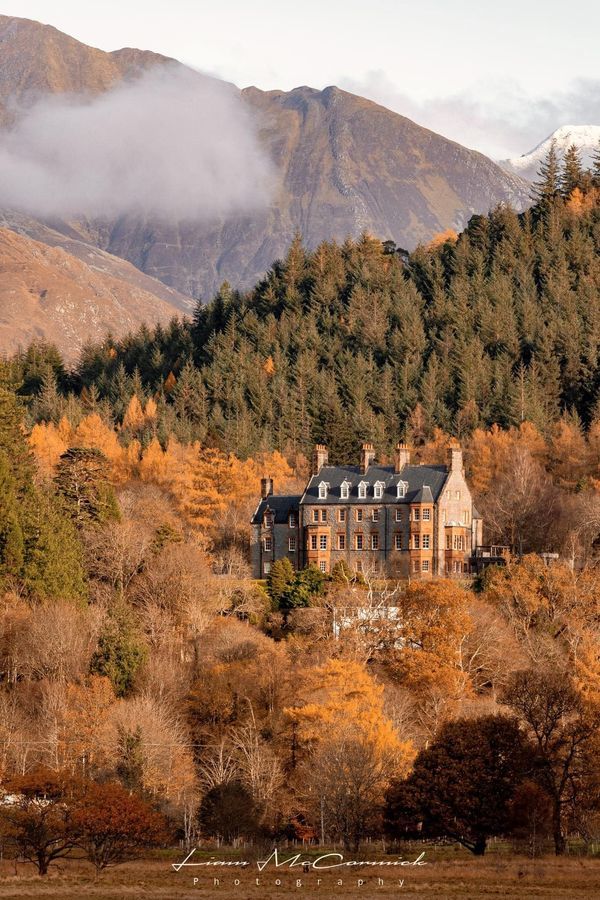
[318,481,328,500]
[374,481,385,499]
[340,480,351,500]
[396,481,407,499]
[358,481,368,499]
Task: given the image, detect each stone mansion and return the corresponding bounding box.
[251,441,485,580]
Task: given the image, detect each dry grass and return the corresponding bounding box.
[1,854,600,899]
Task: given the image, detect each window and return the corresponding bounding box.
[320,509,327,522]
[446,535,452,550]
[371,533,379,550]
[264,536,272,551]
[395,509,402,522]
[453,535,464,551]
[423,508,431,521]
[318,481,328,499]
[289,512,298,527]
[355,534,364,550]
[464,562,469,573]
[372,509,379,522]
[463,510,470,524]
[455,490,461,500]
[442,510,447,523]
[263,562,271,575]
[446,490,450,499]
[422,559,430,572]
[340,481,350,500]
[422,534,430,549]
[312,510,319,522]
[413,535,420,549]
[394,533,402,550]
[412,560,420,573]
[413,508,420,521]
[264,512,274,527]
[288,536,296,552]
[358,482,367,499]
[397,482,406,498]
[319,561,327,573]
[338,509,347,523]
[374,481,384,499]
[320,535,328,551]
[356,509,363,522]
[310,535,318,551]
[337,534,346,550]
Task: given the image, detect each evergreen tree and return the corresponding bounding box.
[560,143,584,196]
[54,448,120,528]
[531,140,560,204]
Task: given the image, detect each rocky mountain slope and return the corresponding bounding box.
[0,228,180,360]
[500,125,600,181]
[0,15,531,314]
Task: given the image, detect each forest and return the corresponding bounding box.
[0,145,600,878]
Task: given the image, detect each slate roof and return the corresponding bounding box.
[251,495,302,525]
[300,464,449,505]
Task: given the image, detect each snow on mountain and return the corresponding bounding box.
[499,125,600,182]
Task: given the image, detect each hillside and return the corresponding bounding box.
[25,174,597,461]
[0,15,531,302]
[0,228,181,361]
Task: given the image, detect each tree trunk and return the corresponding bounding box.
[472,836,487,856]
[37,853,49,875]
[553,802,566,855]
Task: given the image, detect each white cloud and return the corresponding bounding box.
[0,64,274,220]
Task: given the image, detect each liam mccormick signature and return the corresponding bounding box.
[173,848,427,872]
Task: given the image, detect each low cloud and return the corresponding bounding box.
[339,72,600,160]
[0,65,273,220]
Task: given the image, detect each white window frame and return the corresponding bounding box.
[355,534,364,550]
[394,533,402,550]
[371,533,379,550]
[337,534,346,550]
[397,481,406,498]
[395,508,402,522]
[422,559,430,572]
[318,481,328,500]
[340,480,351,500]
[289,512,298,528]
[358,481,368,499]
[320,534,328,551]
[311,535,318,550]
[423,508,431,521]
[263,562,271,575]
[372,509,379,522]
[264,536,272,551]
[374,481,384,499]
[288,536,296,552]
[422,534,430,549]
[319,561,327,573]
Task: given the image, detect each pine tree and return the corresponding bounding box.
[54,447,120,528]
[560,143,584,196]
[531,140,560,204]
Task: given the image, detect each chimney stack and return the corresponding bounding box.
[312,444,329,475]
[360,442,376,474]
[394,442,410,473]
[447,442,463,473]
[261,477,274,499]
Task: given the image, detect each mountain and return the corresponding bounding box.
[500,125,600,182]
[0,228,183,361]
[0,15,531,303]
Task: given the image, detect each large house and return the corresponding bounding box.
[251,442,485,579]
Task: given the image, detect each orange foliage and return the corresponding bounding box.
[427,228,458,250]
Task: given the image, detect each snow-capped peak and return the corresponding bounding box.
[499,125,600,182]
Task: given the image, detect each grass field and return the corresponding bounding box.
[1,851,600,899]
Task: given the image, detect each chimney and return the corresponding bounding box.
[360,442,376,474]
[394,442,410,473]
[312,444,329,475]
[447,442,463,473]
[261,477,274,499]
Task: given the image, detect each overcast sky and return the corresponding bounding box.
[7,0,600,158]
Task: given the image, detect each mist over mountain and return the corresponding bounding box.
[0,13,532,347]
